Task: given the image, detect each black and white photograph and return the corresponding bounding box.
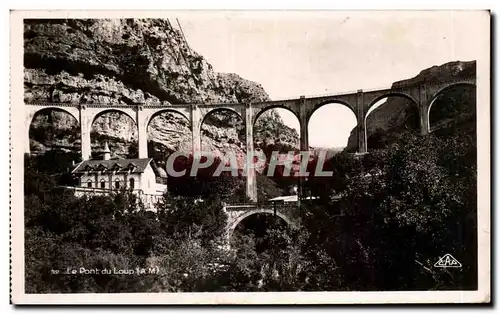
[9,10,490,304]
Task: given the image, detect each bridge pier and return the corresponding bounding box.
[419,105,431,136]
[136,106,148,158]
[419,86,431,135]
[298,96,310,201]
[80,106,91,161]
[356,124,367,153]
[299,96,309,152]
[191,105,202,153]
[245,103,258,202]
[356,90,367,153]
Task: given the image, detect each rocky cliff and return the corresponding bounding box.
[346,60,476,151]
[25,18,299,160]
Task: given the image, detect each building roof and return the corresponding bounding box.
[72,158,154,174]
[268,195,321,202]
[268,195,298,202]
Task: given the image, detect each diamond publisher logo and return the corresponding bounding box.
[434,254,462,268]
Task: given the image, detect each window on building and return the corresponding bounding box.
[100,180,106,189]
[129,178,135,190]
[115,179,120,190]
[87,179,92,188]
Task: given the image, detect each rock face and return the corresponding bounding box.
[25,18,299,161]
[346,60,476,151]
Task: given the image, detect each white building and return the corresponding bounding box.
[69,143,167,209]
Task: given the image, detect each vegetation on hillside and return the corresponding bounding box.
[25,118,477,292]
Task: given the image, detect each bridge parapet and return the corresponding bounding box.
[24,76,475,109]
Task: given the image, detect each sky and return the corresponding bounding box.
[172,11,486,147]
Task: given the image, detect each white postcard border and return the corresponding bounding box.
[9,10,491,304]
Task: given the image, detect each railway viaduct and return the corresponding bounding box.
[25,77,476,202]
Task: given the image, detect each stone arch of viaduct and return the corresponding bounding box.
[25,77,475,202]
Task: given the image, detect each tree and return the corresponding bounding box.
[166,154,245,201]
[25,126,477,293]
[337,132,477,290]
[303,151,362,202]
[155,193,228,249]
[299,128,477,291]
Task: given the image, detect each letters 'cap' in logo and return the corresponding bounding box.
[434,254,462,268]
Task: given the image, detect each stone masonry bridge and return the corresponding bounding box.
[25,77,476,204]
[223,203,301,240]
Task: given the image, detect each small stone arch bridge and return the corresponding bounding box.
[223,203,301,240]
[24,76,475,202]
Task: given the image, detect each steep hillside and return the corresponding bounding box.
[25,18,299,160]
[345,60,476,151]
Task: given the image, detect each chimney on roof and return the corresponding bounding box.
[103,142,111,161]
